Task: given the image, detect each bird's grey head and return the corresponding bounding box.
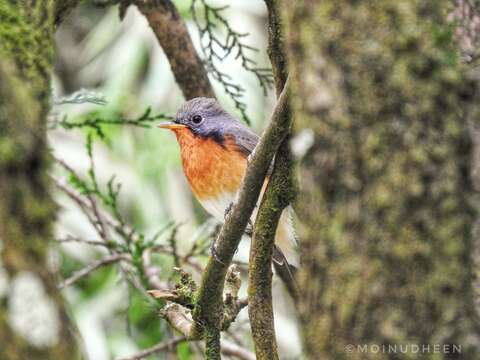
[174,97,237,140]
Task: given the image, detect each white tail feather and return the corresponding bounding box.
[274,206,299,267]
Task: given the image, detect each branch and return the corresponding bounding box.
[221,340,256,360]
[161,303,195,337]
[116,336,254,360]
[146,300,253,359]
[222,265,248,331]
[264,0,288,96]
[58,253,131,289]
[132,0,215,99]
[247,3,296,358]
[248,143,295,359]
[57,235,112,248]
[221,340,257,360]
[191,80,291,359]
[116,337,186,360]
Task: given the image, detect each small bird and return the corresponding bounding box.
[158,98,298,275]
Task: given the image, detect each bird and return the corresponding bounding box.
[158,97,298,284]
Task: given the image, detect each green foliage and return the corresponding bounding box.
[191,0,273,123]
[51,107,173,139]
[176,341,194,360]
[126,292,164,348]
[58,129,180,293]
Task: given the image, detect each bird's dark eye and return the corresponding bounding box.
[191,114,203,124]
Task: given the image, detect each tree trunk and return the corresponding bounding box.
[0,2,82,359]
[282,1,480,358]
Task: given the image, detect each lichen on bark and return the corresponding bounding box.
[282,0,480,358]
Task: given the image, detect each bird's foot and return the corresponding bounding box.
[210,238,225,265]
[247,148,256,164]
[224,202,234,220]
[245,219,254,237]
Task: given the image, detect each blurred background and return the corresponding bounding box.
[49,1,300,358]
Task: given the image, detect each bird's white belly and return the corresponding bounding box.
[199,192,238,221]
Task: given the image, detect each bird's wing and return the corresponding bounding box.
[223,122,279,179]
[224,123,259,156]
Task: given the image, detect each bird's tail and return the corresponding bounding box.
[272,206,299,300]
[273,206,299,266]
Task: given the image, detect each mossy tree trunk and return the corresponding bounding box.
[282,1,480,359]
[0,2,82,359]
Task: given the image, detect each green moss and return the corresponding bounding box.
[0,1,82,358]
[283,0,479,358]
[0,2,54,104]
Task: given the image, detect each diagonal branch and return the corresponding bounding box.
[57,0,216,98]
[247,2,296,358]
[191,79,291,359]
[248,143,294,359]
[132,0,215,99]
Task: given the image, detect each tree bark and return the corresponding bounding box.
[282,1,480,359]
[247,2,295,358]
[0,2,82,359]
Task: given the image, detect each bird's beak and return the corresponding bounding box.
[157,121,187,130]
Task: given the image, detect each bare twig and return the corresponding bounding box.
[58,253,131,289]
[168,224,181,267]
[221,339,256,360]
[116,336,254,360]
[57,235,111,248]
[264,0,288,96]
[51,174,107,233]
[222,265,247,330]
[191,0,274,123]
[116,336,186,360]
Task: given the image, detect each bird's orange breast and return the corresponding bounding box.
[173,129,247,200]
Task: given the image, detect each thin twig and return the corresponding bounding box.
[221,339,256,360]
[58,253,131,289]
[56,235,111,248]
[116,337,186,360]
[190,0,273,123]
[115,336,254,360]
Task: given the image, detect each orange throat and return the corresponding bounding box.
[172,128,247,200]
